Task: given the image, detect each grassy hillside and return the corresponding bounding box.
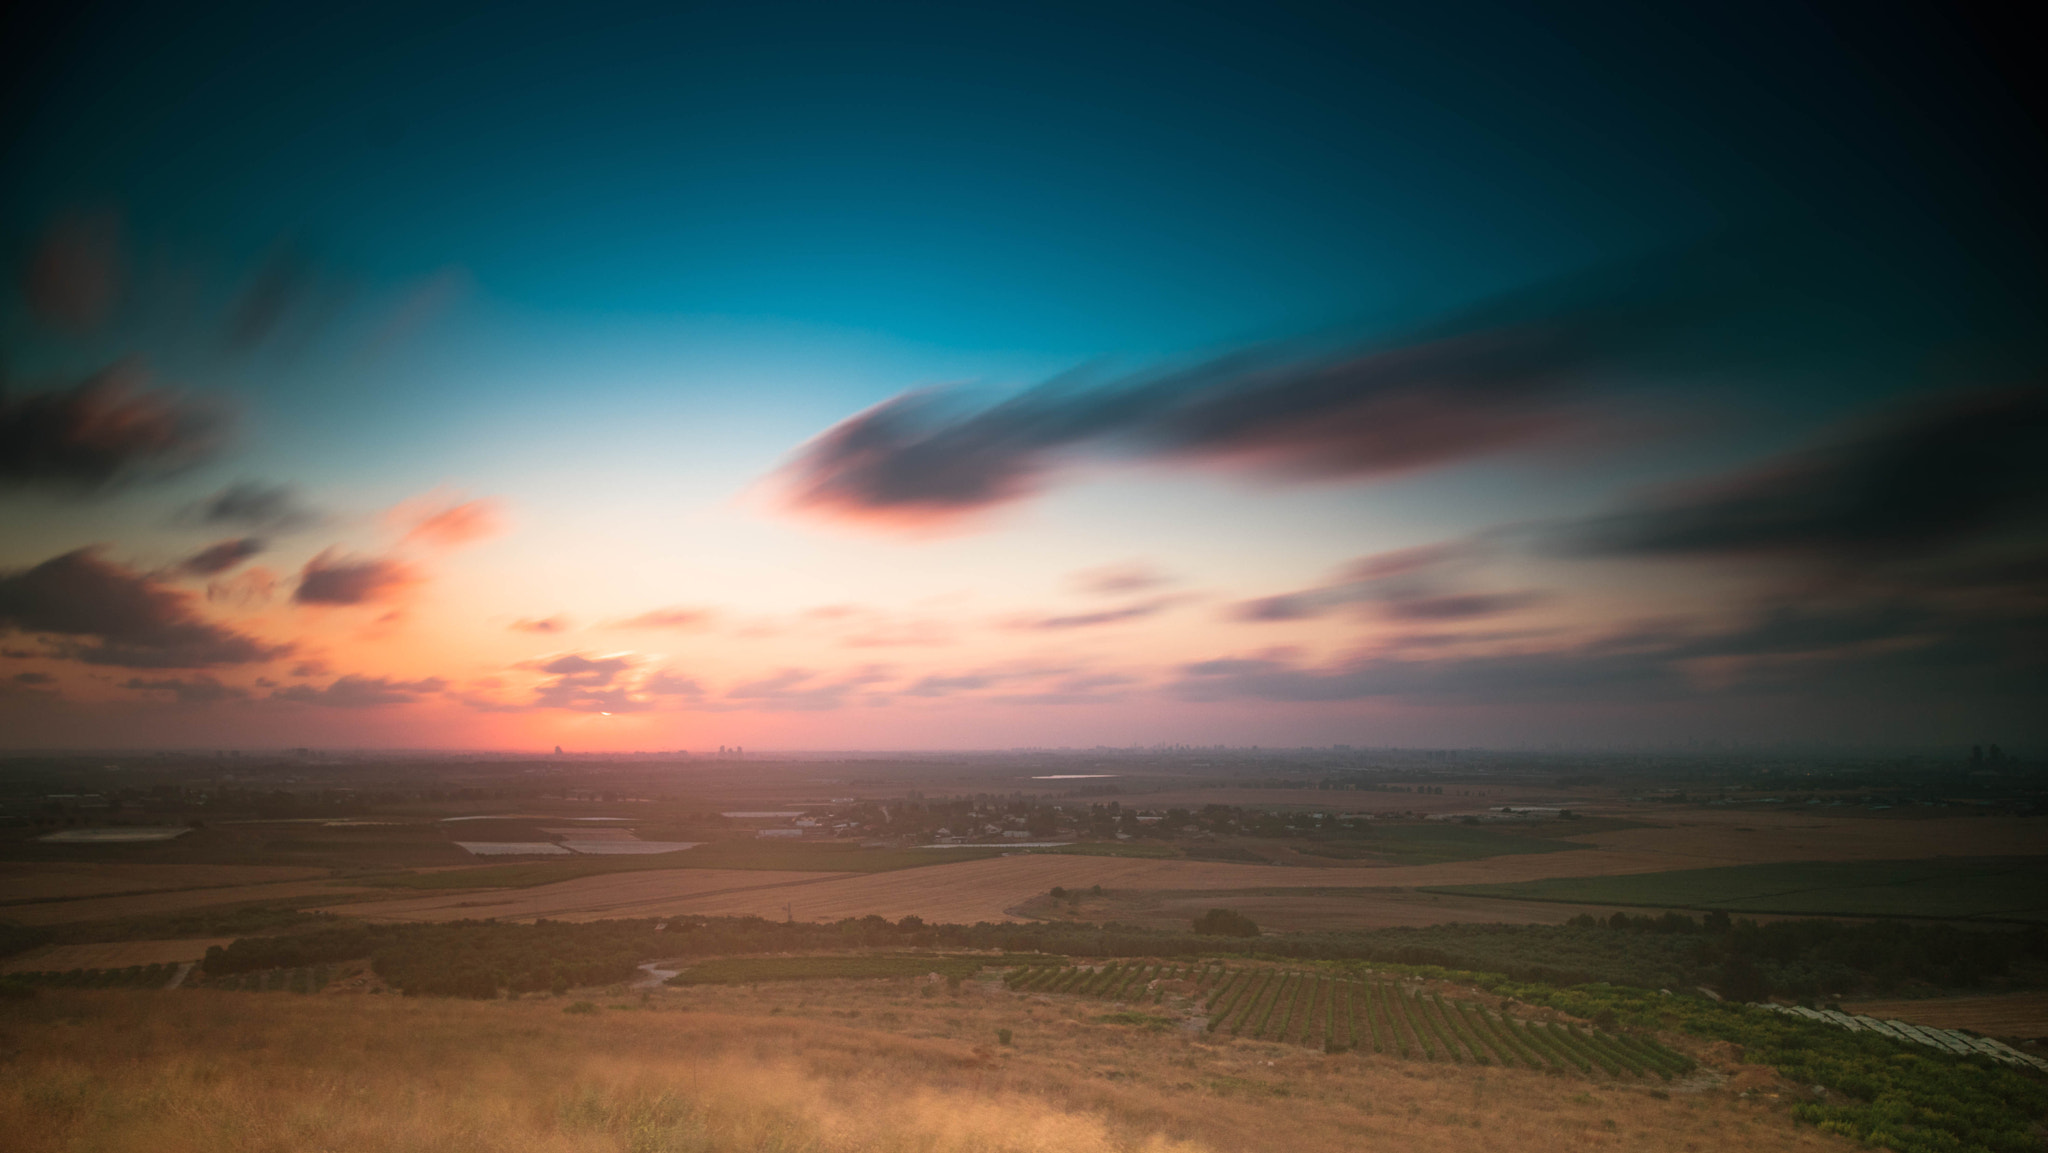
[0,985,1857,1153]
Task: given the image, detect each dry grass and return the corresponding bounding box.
[0,938,232,973]
[0,981,1855,1153]
[1840,992,2048,1041]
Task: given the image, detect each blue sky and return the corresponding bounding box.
[2,0,2042,749]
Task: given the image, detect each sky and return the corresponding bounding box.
[2,0,2043,751]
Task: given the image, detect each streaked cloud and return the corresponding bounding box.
[0,548,290,668]
[294,550,420,605]
[0,362,224,491]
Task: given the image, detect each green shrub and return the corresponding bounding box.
[1192,908,1260,937]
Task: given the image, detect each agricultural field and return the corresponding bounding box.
[0,878,385,925]
[0,862,331,903]
[2,963,183,988]
[1840,993,2048,1042]
[1427,857,2048,921]
[0,937,232,973]
[668,954,1025,985]
[321,849,1752,927]
[1013,884,1639,932]
[1005,959,1692,1079]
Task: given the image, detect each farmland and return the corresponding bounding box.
[1428,857,2048,922]
[1840,993,2048,1041]
[0,937,231,972]
[669,954,1014,985]
[1005,959,1693,1078]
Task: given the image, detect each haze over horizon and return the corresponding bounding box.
[4,1,2043,753]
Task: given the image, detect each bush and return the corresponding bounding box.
[1192,908,1260,937]
[563,1001,598,1014]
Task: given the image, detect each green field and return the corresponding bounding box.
[368,841,1009,890]
[1427,856,2048,921]
[1004,959,1690,1078]
[1296,822,1614,866]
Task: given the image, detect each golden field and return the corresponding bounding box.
[0,978,1855,1153]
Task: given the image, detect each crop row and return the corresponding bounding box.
[671,953,1053,986]
[2,963,182,989]
[202,965,336,993]
[1010,960,1690,1081]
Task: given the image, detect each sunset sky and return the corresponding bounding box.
[3,1,2042,750]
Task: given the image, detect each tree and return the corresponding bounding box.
[1719,954,1769,1003]
[1192,908,1260,937]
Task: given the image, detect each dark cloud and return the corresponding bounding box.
[1013,598,1178,630]
[0,548,290,668]
[510,615,570,634]
[272,675,447,708]
[1380,592,1546,622]
[179,538,265,577]
[1177,594,2046,711]
[23,211,124,331]
[780,240,1767,525]
[197,481,321,532]
[294,550,418,605]
[1563,386,2048,566]
[289,659,331,678]
[122,675,249,705]
[14,672,52,685]
[0,362,224,491]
